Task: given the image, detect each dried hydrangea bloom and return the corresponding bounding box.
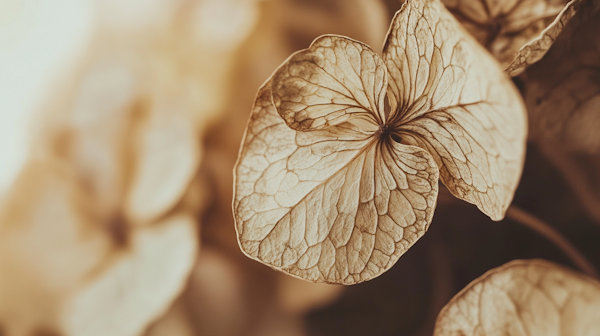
[443,0,585,76]
[0,0,267,334]
[38,53,201,227]
[234,0,526,284]
[203,0,391,256]
[0,15,224,335]
[434,259,600,336]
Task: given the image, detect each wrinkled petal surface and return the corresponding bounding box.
[384,0,527,220]
[234,83,439,284]
[434,259,600,336]
[272,35,387,131]
[443,0,581,76]
[505,0,583,76]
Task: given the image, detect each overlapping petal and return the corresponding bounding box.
[0,159,198,336]
[505,0,583,76]
[126,101,200,224]
[234,0,527,284]
[272,35,387,131]
[384,0,527,220]
[442,0,583,76]
[525,1,600,154]
[64,215,197,336]
[234,81,438,284]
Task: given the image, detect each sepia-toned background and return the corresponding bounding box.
[1,1,599,335]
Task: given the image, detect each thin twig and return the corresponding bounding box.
[506,205,599,278]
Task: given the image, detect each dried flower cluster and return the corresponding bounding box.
[1,0,599,335]
[233,0,600,333]
[234,0,526,284]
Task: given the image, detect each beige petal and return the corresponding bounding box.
[272,35,387,131]
[442,0,581,76]
[62,214,197,336]
[61,57,139,215]
[434,259,600,336]
[505,0,584,76]
[126,101,200,224]
[524,1,600,224]
[2,126,198,336]
[234,83,438,284]
[384,0,527,220]
[0,160,112,336]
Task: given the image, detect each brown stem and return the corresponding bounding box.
[506,205,599,278]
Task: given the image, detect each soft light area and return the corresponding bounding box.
[0,0,93,194]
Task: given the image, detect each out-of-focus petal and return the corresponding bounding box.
[126,102,200,224]
[63,214,197,336]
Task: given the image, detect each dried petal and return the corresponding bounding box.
[59,57,139,215]
[384,0,527,220]
[434,259,600,336]
[505,0,584,76]
[272,35,387,131]
[522,1,600,225]
[234,82,438,284]
[443,0,582,76]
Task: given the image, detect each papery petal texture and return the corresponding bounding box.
[234,80,439,284]
[434,259,600,336]
[234,0,527,284]
[525,1,600,153]
[505,0,583,76]
[442,0,582,76]
[272,35,387,131]
[384,0,527,220]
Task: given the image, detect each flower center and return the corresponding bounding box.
[379,124,391,137]
[378,124,402,143]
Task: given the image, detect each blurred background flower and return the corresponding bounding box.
[0,1,387,335]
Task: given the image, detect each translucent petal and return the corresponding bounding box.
[272,35,387,131]
[384,0,527,220]
[233,83,439,284]
[442,0,583,76]
[435,259,600,336]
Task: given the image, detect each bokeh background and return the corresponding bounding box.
[1,1,599,336]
